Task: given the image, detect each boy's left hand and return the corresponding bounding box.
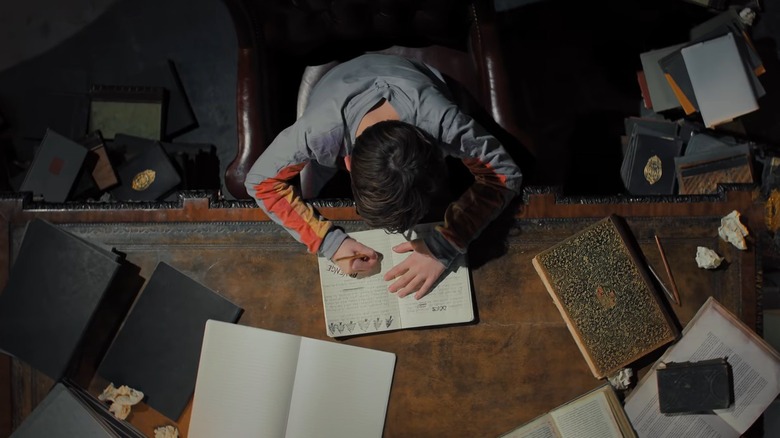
[384,239,445,300]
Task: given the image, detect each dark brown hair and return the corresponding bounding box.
[351,120,446,233]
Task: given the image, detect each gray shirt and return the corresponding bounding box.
[245,53,523,267]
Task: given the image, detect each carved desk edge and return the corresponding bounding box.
[0,184,762,224]
[0,184,762,325]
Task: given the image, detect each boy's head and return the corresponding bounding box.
[351,120,447,233]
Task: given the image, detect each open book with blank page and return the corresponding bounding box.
[187,320,396,438]
[317,224,474,337]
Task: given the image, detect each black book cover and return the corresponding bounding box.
[19,129,89,203]
[9,383,116,438]
[0,219,122,381]
[657,358,733,414]
[111,134,219,195]
[109,139,181,201]
[96,262,243,420]
[62,380,146,438]
[624,132,683,196]
[10,381,146,438]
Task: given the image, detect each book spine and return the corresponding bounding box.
[531,256,604,378]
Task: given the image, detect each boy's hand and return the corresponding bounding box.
[384,239,445,300]
[331,238,380,277]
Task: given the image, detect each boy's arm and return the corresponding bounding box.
[244,126,348,260]
[421,104,523,268]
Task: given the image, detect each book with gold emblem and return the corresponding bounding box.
[620,122,684,196]
[532,215,680,379]
[110,140,181,201]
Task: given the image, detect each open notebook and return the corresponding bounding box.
[188,320,396,438]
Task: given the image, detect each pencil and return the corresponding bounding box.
[334,253,370,262]
[655,235,681,306]
[647,263,676,306]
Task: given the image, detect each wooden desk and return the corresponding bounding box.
[0,187,763,437]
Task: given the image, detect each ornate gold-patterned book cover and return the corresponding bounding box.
[532,215,679,379]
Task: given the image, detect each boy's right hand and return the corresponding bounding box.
[331,238,381,277]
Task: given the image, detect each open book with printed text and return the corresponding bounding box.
[624,297,780,437]
[500,383,637,437]
[317,224,474,337]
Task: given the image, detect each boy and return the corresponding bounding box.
[245,53,523,299]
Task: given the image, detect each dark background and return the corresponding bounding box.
[0,0,778,200]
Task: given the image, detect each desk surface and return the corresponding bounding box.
[0,188,763,437]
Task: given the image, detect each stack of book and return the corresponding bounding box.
[17,128,220,203]
[620,117,685,195]
[11,58,220,203]
[2,219,398,437]
[637,8,765,128]
[0,219,244,436]
[619,116,756,195]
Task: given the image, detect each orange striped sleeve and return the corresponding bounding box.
[250,162,332,253]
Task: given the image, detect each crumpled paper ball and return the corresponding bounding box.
[154,425,180,438]
[98,383,144,420]
[696,246,724,270]
[718,210,749,250]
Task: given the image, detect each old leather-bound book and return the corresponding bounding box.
[657,358,733,414]
[532,215,680,379]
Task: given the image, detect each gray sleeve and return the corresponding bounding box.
[244,121,342,256]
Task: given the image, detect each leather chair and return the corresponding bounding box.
[222,0,535,200]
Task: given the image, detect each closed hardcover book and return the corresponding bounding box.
[675,143,754,195]
[639,43,686,113]
[622,130,683,196]
[532,215,680,379]
[10,381,146,438]
[10,383,117,438]
[0,219,122,380]
[96,262,243,420]
[657,358,733,414]
[110,140,181,201]
[20,129,89,203]
[681,32,759,128]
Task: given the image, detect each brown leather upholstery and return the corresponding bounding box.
[222,0,534,199]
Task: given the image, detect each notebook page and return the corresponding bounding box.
[285,337,396,438]
[188,321,302,438]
